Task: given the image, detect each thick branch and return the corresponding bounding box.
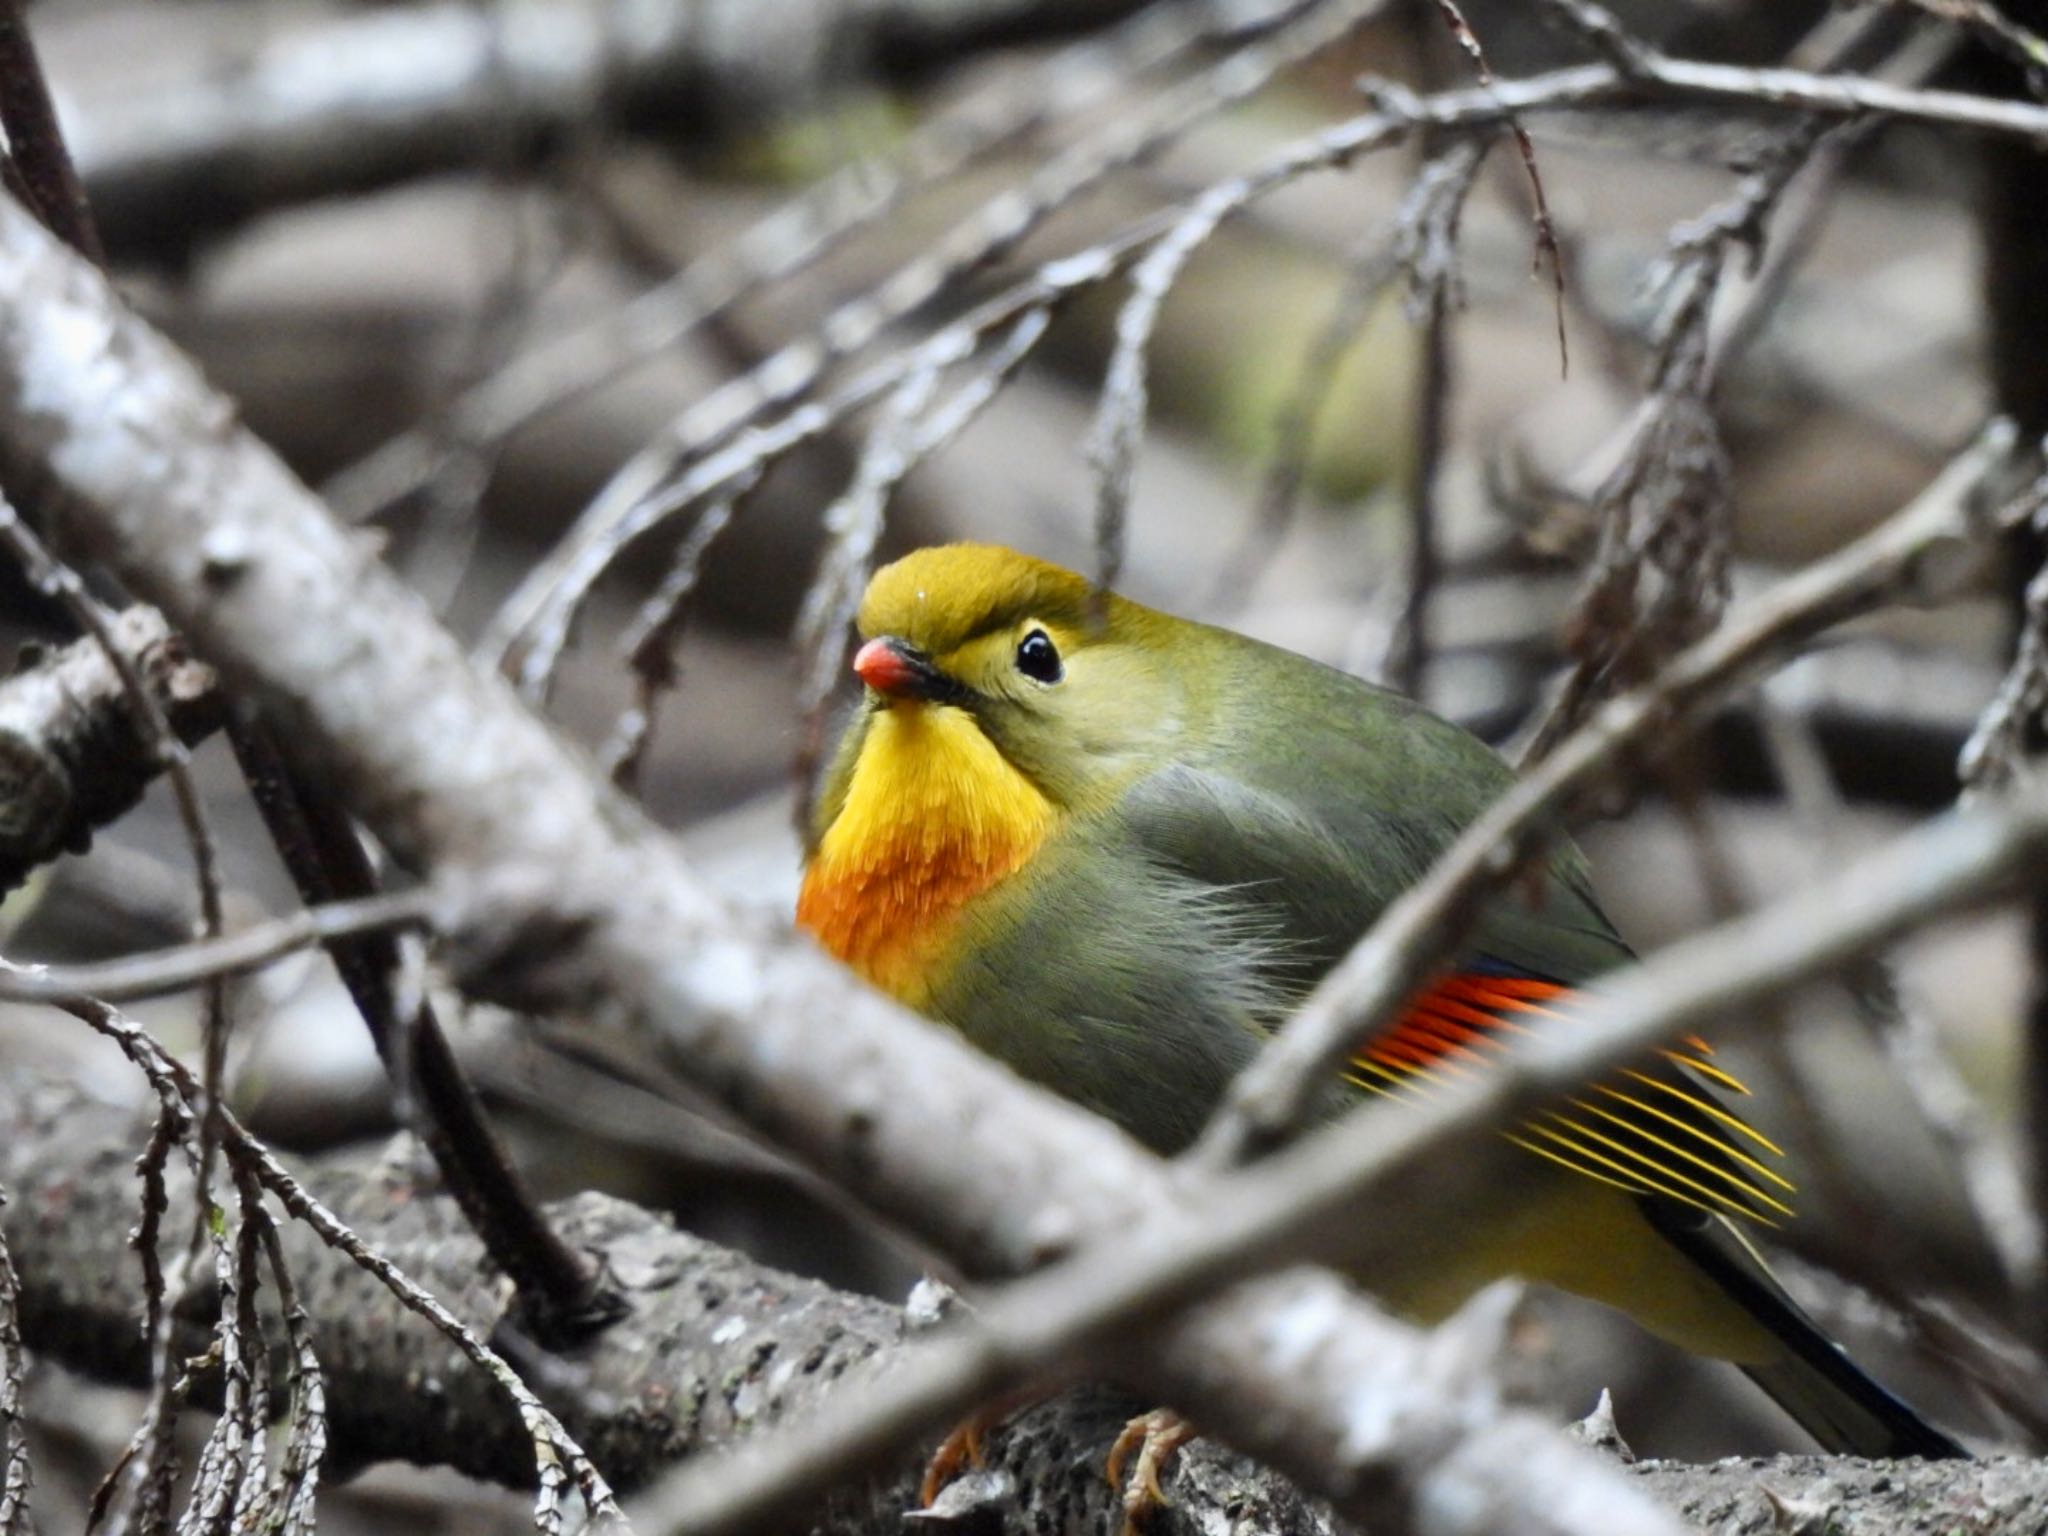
[51,0,1157,261]
[7,1073,2046,1533]
[0,1071,1329,1533]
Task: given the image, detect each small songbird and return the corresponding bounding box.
[796,542,1962,1471]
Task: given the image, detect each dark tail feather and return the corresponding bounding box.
[1643,1199,1967,1459]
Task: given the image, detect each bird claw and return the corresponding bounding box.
[1105,1408,1197,1536]
[919,1412,991,1507]
[921,1393,1039,1507]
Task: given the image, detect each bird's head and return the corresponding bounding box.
[846,543,1186,806]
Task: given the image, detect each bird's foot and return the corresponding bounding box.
[1105,1408,1198,1535]
[919,1394,1032,1507]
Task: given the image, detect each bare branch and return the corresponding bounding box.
[1963,501,2048,791]
[0,492,235,1522]
[1421,0,1564,367]
[60,0,1173,261]
[0,1068,1332,1536]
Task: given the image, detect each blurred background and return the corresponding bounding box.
[1,0,2041,1527]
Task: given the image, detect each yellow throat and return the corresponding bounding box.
[797,701,1055,1005]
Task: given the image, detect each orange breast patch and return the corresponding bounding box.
[798,701,1055,1006]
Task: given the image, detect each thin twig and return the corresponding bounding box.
[46,995,625,1536]
[1422,0,1566,369]
[1085,81,1497,592]
[600,472,764,796]
[224,729,612,1343]
[1755,695,2048,1309]
[1890,0,2048,95]
[1540,0,2048,137]
[1962,500,2048,791]
[1384,138,1488,697]
[256,1209,324,1536]
[0,888,436,1003]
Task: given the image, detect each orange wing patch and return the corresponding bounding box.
[1345,973,1795,1226]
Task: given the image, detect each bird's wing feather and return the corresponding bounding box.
[1113,757,1791,1224]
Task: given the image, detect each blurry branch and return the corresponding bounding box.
[1886,0,2048,92]
[1540,0,2048,136]
[57,0,1172,262]
[1223,232,1400,609]
[1385,137,1487,695]
[1761,702,2045,1308]
[0,181,1685,1536]
[0,605,223,893]
[1419,0,1563,359]
[1964,0,2048,1353]
[485,0,1395,698]
[0,890,434,1003]
[1198,421,2020,1164]
[49,0,2048,265]
[1962,501,2048,791]
[0,0,102,266]
[1778,1246,2048,1447]
[326,0,1338,524]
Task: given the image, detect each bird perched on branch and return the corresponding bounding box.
[796,543,1963,1514]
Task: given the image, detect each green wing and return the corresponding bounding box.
[1105,635,1792,1223]
[1118,624,1634,986]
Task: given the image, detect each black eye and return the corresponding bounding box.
[1014,628,1062,683]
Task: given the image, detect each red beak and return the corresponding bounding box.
[854,637,921,698]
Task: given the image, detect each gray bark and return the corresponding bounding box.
[0,1072,1333,1535]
